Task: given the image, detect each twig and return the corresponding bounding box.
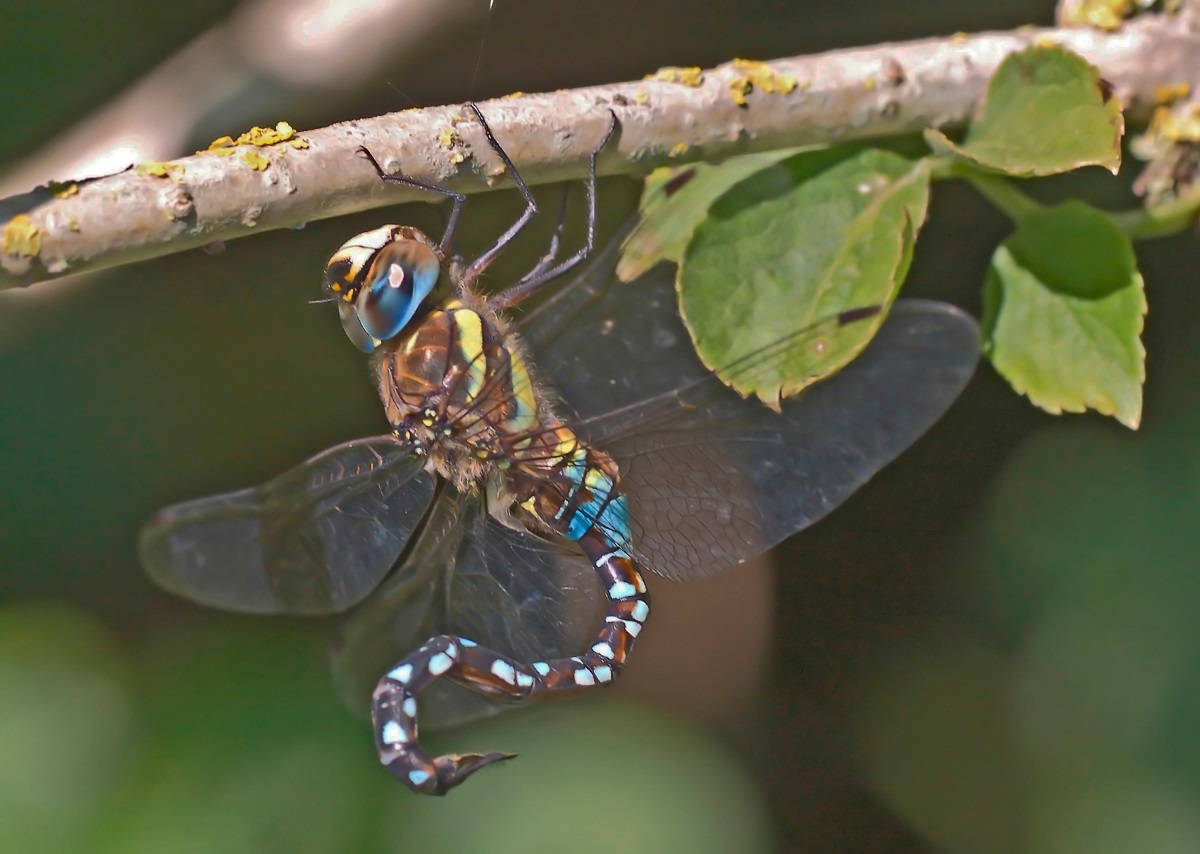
[0,0,488,200]
[3,14,1199,289]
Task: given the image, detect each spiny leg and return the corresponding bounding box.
[512,184,570,288]
[355,145,467,259]
[357,101,543,269]
[371,542,649,795]
[493,109,619,311]
[459,103,540,287]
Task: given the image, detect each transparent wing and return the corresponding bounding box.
[139,436,436,614]
[522,245,980,582]
[607,299,979,579]
[331,486,600,730]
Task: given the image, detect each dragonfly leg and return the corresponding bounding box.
[370,546,650,795]
[492,109,618,311]
[355,145,467,260]
[502,184,570,293]
[459,103,540,287]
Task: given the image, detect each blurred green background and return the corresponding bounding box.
[3,1,1199,851]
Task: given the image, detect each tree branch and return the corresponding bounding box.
[3,14,1198,289]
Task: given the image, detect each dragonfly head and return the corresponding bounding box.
[322,225,441,353]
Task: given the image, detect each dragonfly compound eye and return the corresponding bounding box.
[323,226,441,353]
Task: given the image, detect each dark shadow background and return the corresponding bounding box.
[3,1,1199,852]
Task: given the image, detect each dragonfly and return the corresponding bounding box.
[139,103,980,796]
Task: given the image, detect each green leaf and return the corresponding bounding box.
[983,200,1145,428]
[679,147,931,407]
[925,45,1123,177]
[616,146,815,281]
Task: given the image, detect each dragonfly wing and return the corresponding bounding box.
[524,246,979,581]
[332,487,600,731]
[139,436,435,614]
[608,299,980,580]
[517,218,670,424]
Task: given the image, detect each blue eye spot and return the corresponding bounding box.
[325,229,441,351]
[356,243,439,342]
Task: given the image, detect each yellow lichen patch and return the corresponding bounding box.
[1131,100,1200,166]
[203,136,236,156]
[135,161,185,180]
[1147,102,1200,143]
[727,59,797,106]
[48,181,78,198]
[67,219,80,232]
[729,78,751,107]
[647,66,704,87]
[440,128,466,164]
[633,91,649,105]
[240,150,271,171]
[2,215,41,257]
[237,121,298,147]
[1154,82,1191,105]
[503,91,524,98]
[668,142,689,158]
[204,121,309,155]
[732,60,796,94]
[1058,0,1135,31]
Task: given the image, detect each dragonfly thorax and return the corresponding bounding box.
[371,297,549,491]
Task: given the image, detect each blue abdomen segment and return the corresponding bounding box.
[562,470,632,559]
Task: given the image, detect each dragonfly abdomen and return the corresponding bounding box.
[510,425,633,552]
[371,437,651,795]
[507,429,648,682]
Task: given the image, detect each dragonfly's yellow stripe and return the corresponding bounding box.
[453,309,486,401]
[507,349,538,434]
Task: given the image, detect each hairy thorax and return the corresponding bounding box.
[370,297,553,492]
